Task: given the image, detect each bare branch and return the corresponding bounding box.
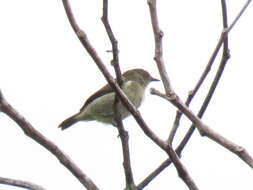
[114,116,135,189]
[101,0,122,84]
[164,144,199,190]
[151,88,253,169]
[136,159,171,189]
[0,176,45,190]
[168,32,225,144]
[137,136,199,190]
[147,0,173,94]
[168,2,229,144]
[171,0,230,153]
[101,1,135,188]
[227,0,252,32]
[171,0,251,155]
[147,1,199,189]
[0,90,100,190]
[114,98,135,189]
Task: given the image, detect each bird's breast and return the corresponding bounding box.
[122,81,145,108]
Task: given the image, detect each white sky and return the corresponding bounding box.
[0,0,253,190]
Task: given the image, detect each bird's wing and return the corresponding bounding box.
[80,83,114,111]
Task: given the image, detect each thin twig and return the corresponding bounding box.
[151,88,253,169]
[113,98,136,189]
[169,0,252,146]
[136,159,170,190]
[101,0,122,84]
[175,32,230,158]
[0,176,46,190]
[164,144,199,190]
[148,0,173,94]
[168,1,229,145]
[173,0,230,154]
[227,0,252,32]
[147,1,199,189]
[114,112,135,189]
[101,1,135,188]
[168,33,224,144]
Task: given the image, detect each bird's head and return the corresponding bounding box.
[123,69,159,87]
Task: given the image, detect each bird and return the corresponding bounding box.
[58,68,159,130]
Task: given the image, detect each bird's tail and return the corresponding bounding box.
[59,114,79,130]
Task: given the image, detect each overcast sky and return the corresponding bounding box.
[1,1,253,190]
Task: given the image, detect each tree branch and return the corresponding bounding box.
[101,1,135,188]
[136,159,171,190]
[168,0,230,145]
[147,0,173,94]
[0,176,46,190]
[114,115,135,189]
[0,90,100,190]
[147,1,199,189]
[170,0,251,157]
[151,88,253,169]
[227,0,252,32]
[101,0,122,84]
[168,32,225,144]
[171,0,230,154]
[164,144,199,190]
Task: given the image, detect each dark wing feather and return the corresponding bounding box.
[80,83,113,111]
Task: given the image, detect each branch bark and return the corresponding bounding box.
[101,0,122,84]
[0,91,100,190]
[147,1,199,189]
[170,0,252,158]
[147,0,173,94]
[0,176,45,190]
[101,1,135,189]
[151,88,253,169]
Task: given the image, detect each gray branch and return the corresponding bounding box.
[0,176,45,190]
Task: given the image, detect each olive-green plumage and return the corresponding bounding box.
[59,69,159,130]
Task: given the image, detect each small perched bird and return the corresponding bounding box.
[59,69,159,130]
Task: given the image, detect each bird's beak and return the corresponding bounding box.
[151,77,160,82]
